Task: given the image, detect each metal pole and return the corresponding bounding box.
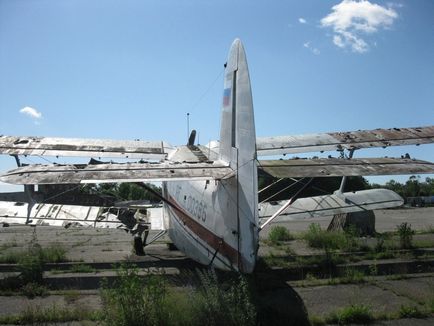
[187,113,190,141]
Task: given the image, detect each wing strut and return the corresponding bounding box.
[11,155,35,225]
[259,178,313,231]
[337,148,355,194]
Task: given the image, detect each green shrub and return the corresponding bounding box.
[303,224,345,250]
[193,269,256,326]
[101,265,257,326]
[101,265,167,326]
[268,226,294,244]
[2,305,101,324]
[397,222,414,249]
[18,250,44,284]
[40,246,67,263]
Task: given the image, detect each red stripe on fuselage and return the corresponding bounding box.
[167,195,239,267]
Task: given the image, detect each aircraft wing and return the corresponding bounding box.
[0,136,170,160]
[259,189,402,221]
[256,126,434,156]
[0,161,233,185]
[259,157,434,178]
[0,201,164,230]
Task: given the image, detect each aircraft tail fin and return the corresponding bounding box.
[219,39,258,272]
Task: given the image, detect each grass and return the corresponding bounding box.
[302,223,360,252]
[63,290,81,303]
[193,269,256,326]
[0,245,67,264]
[101,266,168,326]
[325,304,374,325]
[0,230,68,296]
[262,252,294,268]
[397,222,415,249]
[20,282,49,298]
[0,305,102,325]
[50,264,97,274]
[70,264,97,273]
[309,296,434,325]
[335,268,366,284]
[100,265,257,326]
[423,225,434,234]
[412,239,434,248]
[0,239,18,250]
[429,298,434,313]
[398,304,428,318]
[267,226,294,245]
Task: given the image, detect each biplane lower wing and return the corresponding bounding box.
[259,157,434,178]
[0,161,233,185]
[0,201,164,230]
[259,189,403,222]
[256,126,434,156]
[0,136,170,160]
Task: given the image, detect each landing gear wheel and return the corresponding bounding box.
[134,236,145,255]
[167,242,178,251]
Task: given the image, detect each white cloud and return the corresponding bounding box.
[298,17,307,24]
[20,106,42,119]
[303,42,321,55]
[321,0,398,53]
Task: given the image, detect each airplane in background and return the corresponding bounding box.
[0,39,433,273]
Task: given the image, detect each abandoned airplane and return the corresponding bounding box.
[0,39,434,273]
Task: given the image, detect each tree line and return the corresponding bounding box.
[80,175,433,204]
[258,175,434,202]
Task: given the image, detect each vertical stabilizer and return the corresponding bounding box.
[219,39,258,272]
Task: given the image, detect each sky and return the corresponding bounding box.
[0,0,433,192]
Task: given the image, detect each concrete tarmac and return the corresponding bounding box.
[0,207,433,324]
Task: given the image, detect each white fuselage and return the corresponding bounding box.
[163,179,244,271]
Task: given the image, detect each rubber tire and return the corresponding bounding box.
[134,236,144,255]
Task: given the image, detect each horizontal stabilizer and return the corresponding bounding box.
[257,126,434,156]
[0,161,233,185]
[259,189,403,221]
[0,136,170,160]
[259,157,434,178]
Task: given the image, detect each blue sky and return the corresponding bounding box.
[0,0,433,192]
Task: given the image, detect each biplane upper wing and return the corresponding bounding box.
[259,157,434,178]
[0,136,171,160]
[256,126,434,156]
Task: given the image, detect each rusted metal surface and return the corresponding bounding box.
[0,161,234,185]
[0,136,171,159]
[259,157,434,178]
[256,126,434,156]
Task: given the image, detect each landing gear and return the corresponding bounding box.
[132,221,150,256]
[134,235,145,255]
[167,242,178,251]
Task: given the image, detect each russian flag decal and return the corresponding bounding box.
[223,88,231,107]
